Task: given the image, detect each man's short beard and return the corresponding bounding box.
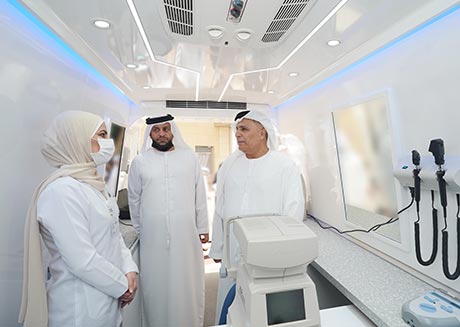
[151,140,174,152]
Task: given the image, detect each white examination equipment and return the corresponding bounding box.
[223,215,320,327]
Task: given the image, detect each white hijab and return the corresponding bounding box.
[19,111,105,327]
[141,115,191,152]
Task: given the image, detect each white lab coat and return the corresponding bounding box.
[36,176,138,327]
[128,147,209,327]
[209,150,305,323]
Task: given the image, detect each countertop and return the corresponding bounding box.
[306,219,433,327]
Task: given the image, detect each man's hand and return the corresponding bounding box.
[120,272,138,308]
[199,233,209,244]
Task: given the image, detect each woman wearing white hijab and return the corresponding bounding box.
[19,111,138,327]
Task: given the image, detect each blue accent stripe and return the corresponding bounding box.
[275,5,460,110]
[7,0,135,106]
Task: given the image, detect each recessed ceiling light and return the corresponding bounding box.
[91,19,111,29]
[207,27,224,39]
[327,39,341,47]
[143,85,151,89]
[268,90,275,94]
[126,63,138,69]
[236,31,252,41]
[288,72,299,77]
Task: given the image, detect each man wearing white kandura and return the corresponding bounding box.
[128,114,209,327]
[209,110,305,325]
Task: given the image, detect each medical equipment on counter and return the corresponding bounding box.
[222,215,320,327]
[401,289,460,327]
[411,150,438,266]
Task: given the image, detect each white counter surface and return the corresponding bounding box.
[306,219,432,327]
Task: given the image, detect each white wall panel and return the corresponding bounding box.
[0,1,134,325]
[274,6,460,293]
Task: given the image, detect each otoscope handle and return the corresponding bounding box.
[436,170,448,210]
[413,169,421,204]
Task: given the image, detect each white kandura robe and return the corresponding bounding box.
[208,150,305,323]
[37,176,138,327]
[128,147,209,327]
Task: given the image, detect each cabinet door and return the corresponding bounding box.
[122,242,142,327]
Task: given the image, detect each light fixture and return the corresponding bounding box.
[143,85,151,89]
[91,19,111,29]
[207,27,224,39]
[268,90,275,94]
[327,39,341,47]
[236,30,252,41]
[288,72,299,77]
[126,63,138,69]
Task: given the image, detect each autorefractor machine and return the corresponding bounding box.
[222,215,321,327]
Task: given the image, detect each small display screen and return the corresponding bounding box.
[266,289,305,325]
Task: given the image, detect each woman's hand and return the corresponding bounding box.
[120,272,138,308]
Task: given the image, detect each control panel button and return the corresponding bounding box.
[419,303,436,313]
[440,305,453,313]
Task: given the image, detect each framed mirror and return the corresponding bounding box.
[332,96,400,242]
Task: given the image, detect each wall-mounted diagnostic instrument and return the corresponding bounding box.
[394,139,460,281]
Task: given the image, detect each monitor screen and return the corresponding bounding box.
[266,289,305,325]
[105,122,126,197]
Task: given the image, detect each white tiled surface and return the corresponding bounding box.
[306,219,432,327]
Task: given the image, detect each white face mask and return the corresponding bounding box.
[90,138,115,167]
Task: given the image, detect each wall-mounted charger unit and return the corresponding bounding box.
[394,156,460,193]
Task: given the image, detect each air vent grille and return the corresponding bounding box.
[164,0,193,36]
[262,0,311,43]
[166,100,247,110]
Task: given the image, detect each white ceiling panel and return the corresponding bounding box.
[17,0,452,106]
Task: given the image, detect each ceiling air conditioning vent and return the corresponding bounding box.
[166,100,247,110]
[262,0,312,43]
[163,0,193,36]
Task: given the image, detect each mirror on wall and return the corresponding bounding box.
[332,96,400,242]
[105,122,126,198]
